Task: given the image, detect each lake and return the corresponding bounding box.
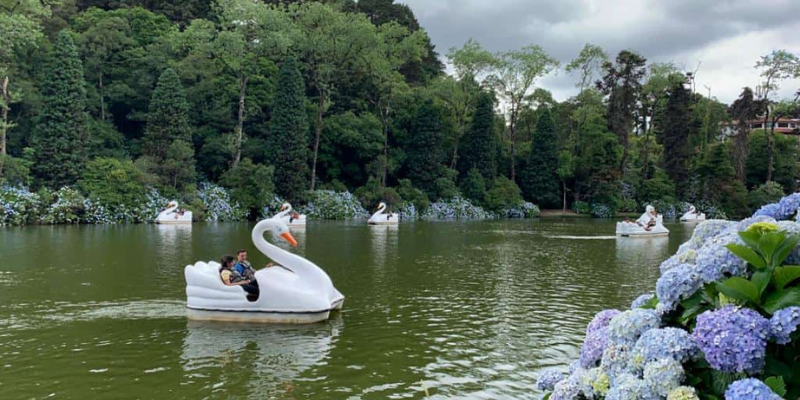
[0,219,694,399]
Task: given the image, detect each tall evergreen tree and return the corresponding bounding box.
[268,57,308,203]
[143,68,192,163]
[459,91,496,180]
[31,31,88,189]
[522,108,560,208]
[405,99,444,198]
[657,79,693,197]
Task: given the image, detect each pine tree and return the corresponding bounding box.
[405,99,444,198]
[31,30,88,189]
[143,68,192,163]
[268,57,308,203]
[459,91,496,180]
[522,108,560,208]
[657,80,694,197]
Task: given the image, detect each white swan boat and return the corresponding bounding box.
[155,201,192,224]
[679,205,706,222]
[368,202,399,225]
[184,218,344,324]
[616,205,670,237]
[272,202,307,227]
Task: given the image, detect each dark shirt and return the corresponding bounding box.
[234,260,255,280]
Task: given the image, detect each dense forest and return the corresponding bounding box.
[2,0,800,224]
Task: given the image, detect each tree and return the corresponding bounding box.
[695,142,748,217]
[460,168,487,205]
[639,62,683,180]
[657,78,694,197]
[486,45,558,182]
[746,129,798,192]
[729,87,762,182]
[143,68,192,162]
[404,99,444,198]
[521,107,560,208]
[292,2,375,190]
[31,30,88,189]
[566,43,608,93]
[458,90,496,179]
[267,57,308,203]
[754,50,800,181]
[596,50,647,174]
[220,158,275,218]
[1,0,49,156]
[557,150,575,211]
[161,139,196,190]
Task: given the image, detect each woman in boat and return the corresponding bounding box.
[636,205,658,231]
[219,255,259,297]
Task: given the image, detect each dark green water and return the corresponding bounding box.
[0,220,694,399]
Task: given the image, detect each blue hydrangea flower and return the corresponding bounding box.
[667,386,699,400]
[769,306,800,345]
[775,193,800,220]
[536,368,565,390]
[753,203,781,219]
[600,342,634,381]
[694,233,747,283]
[632,327,698,366]
[587,309,622,336]
[631,293,655,309]
[680,220,737,252]
[578,367,608,398]
[643,359,684,397]
[608,309,661,346]
[580,326,609,368]
[656,263,703,312]
[724,378,782,400]
[550,374,581,400]
[693,306,770,374]
[605,373,653,400]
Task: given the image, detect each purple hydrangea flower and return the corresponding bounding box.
[580,326,609,368]
[550,374,581,400]
[724,378,782,400]
[775,193,800,220]
[644,359,684,397]
[770,306,800,345]
[694,233,747,283]
[631,293,655,309]
[587,309,622,336]
[753,203,781,219]
[632,327,698,365]
[656,263,703,311]
[605,373,652,400]
[600,342,634,381]
[608,309,661,345]
[536,368,565,390]
[693,306,770,374]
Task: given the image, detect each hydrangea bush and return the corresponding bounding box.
[421,195,493,220]
[503,202,541,219]
[302,190,368,220]
[540,194,800,400]
[39,187,86,224]
[0,186,41,226]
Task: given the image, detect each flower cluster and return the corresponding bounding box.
[693,232,747,283]
[604,373,650,400]
[630,293,654,309]
[692,306,770,374]
[502,201,540,219]
[39,187,86,224]
[724,378,782,400]
[198,183,246,222]
[0,186,41,226]
[643,359,684,397]
[667,386,699,400]
[302,190,368,220]
[587,309,621,336]
[536,368,565,390]
[421,195,493,221]
[769,306,800,345]
[590,203,613,218]
[632,328,698,366]
[580,326,609,368]
[656,263,703,312]
[607,309,661,345]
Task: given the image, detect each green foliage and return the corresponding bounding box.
[459,91,496,179]
[77,158,146,211]
[405,99,445,198]
[355,177,402,209]
[219,158,275,218]
[397,179,429,212]
[573,200,591,214]
[0,154,31,186]
[267,57,308,203]
[696,142,749,218]
[143,68,192,162]
[459,168,487,206]
[485,176,523,212]
[657,80,695,197]
[748,182,785,211]
[746,129,798,192]
[30,30,88,189]
[522,108,560,208]
[640,168,676,202]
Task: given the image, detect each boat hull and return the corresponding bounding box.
[615,220,669,237]
[187,298,344,324]
[155,219,192,225]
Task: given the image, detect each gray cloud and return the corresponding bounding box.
[405,0,800,103]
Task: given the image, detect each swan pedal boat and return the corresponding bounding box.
[368,202,399,225]
[679,206,706,222]
[184,218,343,324]
[616,215,669,237]
[272,202,307,227]
[156,201,192,224]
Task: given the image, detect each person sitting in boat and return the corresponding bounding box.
[234,249,256,280]
[220,255,259,297]
[636,205,658,231]
[289,212,301,224]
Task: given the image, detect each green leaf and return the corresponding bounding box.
[710,371,743,397]
[764,376,787,397]
[738,230,763,251]
[726,244,767,269]
[772,234,800,268]
[759,231,786,259]
[716,277,760,304]
[774,265,800,290]
[763,287,800,314]
[752,270,772,298]
[640,295,658,309]
[542,393,551,400]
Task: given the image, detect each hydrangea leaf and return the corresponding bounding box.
[738,230,763,252]
[764,376,787,397]
[725,243,766,269]
[773,266,800,291]
[710,370,742,397]
[763,287,800,315]
[758,231,787,260]
[716,277,760,304]
[771,234,800,268]
[752,270,772,298]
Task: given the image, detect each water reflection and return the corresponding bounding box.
[181,316,343,397]
[369,224,398,266]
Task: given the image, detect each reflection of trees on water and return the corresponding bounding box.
[154,224,193,281]
[369,224,398,267]
[181,315,342,398]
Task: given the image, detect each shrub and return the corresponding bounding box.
[198,183,246,222]
[0,155,31,187]
[40,187,86,224]
[503,202,540,219]
[485,176,523,212]
[590,203,613,218]
[77,158,147,216]
[398,179,429,213]
[219,158,275,219]
[617,198,638,213]
[435,176,459,201]
[459,168,487,206]
[573,201,591,214]
[421,195,493,220]
[747,181,785,212]
[354,177,402,209]
[303,190,368,220]
[0,186,41,226]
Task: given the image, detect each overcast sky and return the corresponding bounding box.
[403,0,800,104]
